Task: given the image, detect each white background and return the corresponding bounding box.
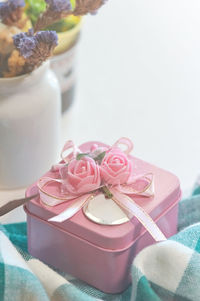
[1,0,200,223]
[66,0,200,190]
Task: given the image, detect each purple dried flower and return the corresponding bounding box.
[45,0,72,12]
[13,29,35,58]
[13,29,33,46]
[13,30,58,73]
[35,31,58,47]
[0,0,25,24]
[10,0,24,6]
[73,0,107,16]
[13,32,27,47]
[17,37,36,58]
[34,0,72,31]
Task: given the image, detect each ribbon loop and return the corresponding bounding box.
[61,140,80,163]
[112,137,133,154]
[116,173,154,197]
[38,177,78,206]
[49,194,93,222]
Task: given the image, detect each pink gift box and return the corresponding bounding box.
[25,141,181,294]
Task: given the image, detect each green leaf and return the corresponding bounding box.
[45,18,75,32]
[25,0,78,31]
[25,0,46,25]
[76,153,89,160]
[70,0,76,10]
[101,186,113,199]
[93,151,106,163]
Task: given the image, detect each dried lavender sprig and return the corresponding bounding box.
[73,0,107,16]
[12,29,58,74]
[0,0,25,26]
[46,0,72,12]
[34,0,72,32]
[13,29,35,58]
[34,0,108,32]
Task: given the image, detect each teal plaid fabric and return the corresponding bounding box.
[1,184,200,301]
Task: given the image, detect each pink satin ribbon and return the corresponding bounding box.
[37,138,167,242]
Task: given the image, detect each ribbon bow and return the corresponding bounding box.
[38,138,166,242]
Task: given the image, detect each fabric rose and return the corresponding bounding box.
[100,148,133,185]
[59,156,101,195]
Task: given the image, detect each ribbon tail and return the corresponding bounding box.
[110,188,167,242]
[48,193,93,223]
[51,163,66,172]
[112,137,133,154]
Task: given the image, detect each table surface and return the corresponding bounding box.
[1,0,200,224]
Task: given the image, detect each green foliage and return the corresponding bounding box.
[93,151,106,163]
[25,0,77,31]
[101,186,113,199]
[76,153,89,160]
[25,0,46,25]
[46,18,75,32]
[70,0,76,10]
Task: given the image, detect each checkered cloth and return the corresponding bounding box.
[1,183,200,301]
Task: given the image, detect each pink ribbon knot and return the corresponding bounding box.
[38,138,166,242]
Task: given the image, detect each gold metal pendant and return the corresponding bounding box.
[83,193,129,225]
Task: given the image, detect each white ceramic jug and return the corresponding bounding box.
[0,62,61,189]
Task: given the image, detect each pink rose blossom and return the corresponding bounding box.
[60,156,101,195]
[100,148,133,185]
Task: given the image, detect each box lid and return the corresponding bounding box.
[26,141,181,250]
